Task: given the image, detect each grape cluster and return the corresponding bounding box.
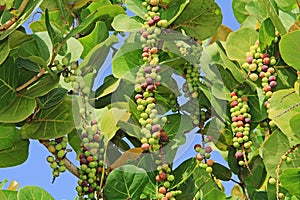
[76,120,105,200]
[46,136,69,180]
[194,135,214,173]
[176,40,204,126]
[54,56,78,84]
[242,37,280,129]
[229,90,252,166]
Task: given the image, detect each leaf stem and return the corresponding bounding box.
[16,68,46,92]
[39,140,80,178]
[275,143,300,200]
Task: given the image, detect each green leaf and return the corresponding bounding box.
[117,121,142,139]
[0,96,36,123]
[21,97,75,139]
[275,0,297,11]
[232,0,249,23]
[0,57,17,112]
[225,27,258,64]
[68,129,82,156]
[269,88,300,141]
[245,0,287,35]
[0,124,16,151]
[16,58,41,73]
[125,0,147,19]
[193,167,226,200]
[0,0,43,41]
[112,14,143,32]
[45,9,62,47]
[262,130,291,178]
[160,0,190,25]
[212,163,232,181]
[112,42,141,82]
[19,74,59,98]
[0,133,29,168]
[228,147,240,175]
[280,168,300,196]
[173,0,222,40]
[252,191,268,200]
[259,18,275,50]
[0,41,9,65]
[78,21,109,58]
[279,30,300,71]
[163,114,193,139]
[80,35,118,75]
[205,43,246,84]
[104,165,148,199]
[245,155,267,197]
[17,186,54,200]
[95,75,120,99]
[100,108,131,144]
[0,190,17,200]
[290,114,300,136]
[8,31,32,49]
[171,158,197,189]
[37,88,67,109]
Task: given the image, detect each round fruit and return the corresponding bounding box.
[206,166,213,173]
[159,186,167,194]
[249,73,258,81]
[268,177,276,185]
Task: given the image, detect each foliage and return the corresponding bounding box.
[0,0,299,199]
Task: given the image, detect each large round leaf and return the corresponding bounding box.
[279,30,300,71]
[173,0,222,40]
[104,165,148,199]
[0,124,16,151]
[17,186,54,200]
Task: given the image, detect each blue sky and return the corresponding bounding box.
[0,1,240,199]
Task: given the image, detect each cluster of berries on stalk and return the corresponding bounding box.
[76,120,105,200]
[137,0,183,199]
[194,135,214,173]
[230,90,252,166]
[46,136,69,180]
[242,36,280,130]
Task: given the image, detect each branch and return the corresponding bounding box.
[275,143,300,200]
[296,0,300,9]
[39,140,80,178]
[16,68,46,92]
[0,0,29,31]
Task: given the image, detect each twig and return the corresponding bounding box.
[0,0,29,31]
[16,68,46,92]
[296,0,300,9]
[39,140,80,178]
[275,143,300,200]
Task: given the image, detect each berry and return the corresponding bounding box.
[206,166,213,173]
[159,186,167,194]
[268,177,276,185]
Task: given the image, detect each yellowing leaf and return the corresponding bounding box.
[231,184,245,199]
[7,180,19,191]
[109,148,143,170]
[209,25,233,44]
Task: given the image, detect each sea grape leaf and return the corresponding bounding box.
[173,0,222,40]
[0,56,18,112]
[37,88,67,109]
[17,186,54,200]
[21,97,75,139]
[0,96,36,123]
[79,35,118,75]
[225,27,258,64]
[78,21,109,58]
[232,0,249,23]
[259,18,275,50]
[0,133,29,168]
[212,163,232,181]
[104,165,148,199]
[112,42,142,82]
[269,88,300,141]
[245,0,286,35]
[125,0,147,19]
[262,130,295,178]
[0,124,16,151]
[100,108,131,144]
[280,168,300,196]
[279,30,300,71]
[112,14,143,32]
